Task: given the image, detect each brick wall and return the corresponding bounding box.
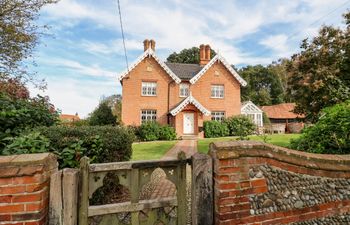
[210,141,350,225]
[0,153,57,225]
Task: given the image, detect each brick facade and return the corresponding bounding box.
[210,141,350,225]
[0,153,57,225]
[120,41,242,137]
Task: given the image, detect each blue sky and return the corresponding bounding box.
[29,0,350,117]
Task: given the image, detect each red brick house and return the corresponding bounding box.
[119,39,247,138]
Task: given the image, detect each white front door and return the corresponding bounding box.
[183,113,194,134]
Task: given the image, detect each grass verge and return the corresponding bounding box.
[131,140,178,161]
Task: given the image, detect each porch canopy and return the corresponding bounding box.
[170,94,210,116]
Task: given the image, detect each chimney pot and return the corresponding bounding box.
[205,45,211,60]
[143,39,150,51]
[150,39,156,51]
[199,44,210,65]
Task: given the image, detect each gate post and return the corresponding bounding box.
[177,151,188,225]
[191,153,213,225]
[78,157,89,225]
[49,168,79,225]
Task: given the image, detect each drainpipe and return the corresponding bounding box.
[167,80,175,124]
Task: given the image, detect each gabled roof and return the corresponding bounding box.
[261,103,305,119]
[170,94,210,116]
[189,54,247,86]
[165,62,202,80]
[241,101,263,113]
[119,48,181,83]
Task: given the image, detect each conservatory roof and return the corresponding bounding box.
[241,101,263,113]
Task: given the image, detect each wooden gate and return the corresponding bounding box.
[78,152,196,225]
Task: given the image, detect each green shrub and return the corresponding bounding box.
[203,120,229,138]
[1,132,50,155]
[159,125,177,140]
[138,122,161,141]
[0,93,58,145]
[37,125,134,168]
[127,125,141,141]
[224,115,256,140]
[131,123,177,141]
[290,101,350,154]
[70,119,90,127]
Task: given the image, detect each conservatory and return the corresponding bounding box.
[241,101,263,127]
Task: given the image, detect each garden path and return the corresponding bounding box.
[139,140,197,224]
[161,139,197,159]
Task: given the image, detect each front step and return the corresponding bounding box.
[180,135,198,140]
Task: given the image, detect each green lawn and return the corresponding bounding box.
[131,134,300,161]
[197,134,300,154]
[131,140,178,161]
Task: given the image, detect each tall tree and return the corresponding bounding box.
[287,12,350,122]
[239,65,284,106]
[0,0,58,87]
[0,78,29,99]
[89,101,117,126]
[101,94,122,124]
[268,58,293,102]
[167,47,216,64]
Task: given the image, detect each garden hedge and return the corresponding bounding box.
[37,125,135,168]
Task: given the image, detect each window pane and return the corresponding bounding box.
[211,85,224,98]
[142,82,157,96]
[180,83,189,97]
[211,111,225,121]
[141,109,157,123]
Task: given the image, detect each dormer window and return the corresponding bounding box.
[179,83,189,97]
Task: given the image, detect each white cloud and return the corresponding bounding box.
[43,0,118,29]
[80,39,141,55]
[29,77,120,118]
[42,0,348,65]
[43,58,116,78]
[260,34,290,56]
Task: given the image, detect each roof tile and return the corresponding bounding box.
[261,103,305,119]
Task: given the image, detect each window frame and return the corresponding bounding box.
[243,113,263,127]
[140,109,157,123]
[211,111,226,121]
[141,82,157,96]
[179,83,190,98]
[211,84,224,99]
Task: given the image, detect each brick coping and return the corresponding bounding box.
[0,153,57,167]
[210,140,350,172]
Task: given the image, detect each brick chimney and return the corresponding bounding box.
[143,39,150,51]
[150,39,156,51]
[199,44,211,65]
